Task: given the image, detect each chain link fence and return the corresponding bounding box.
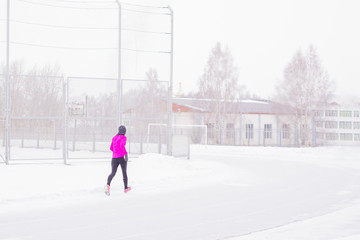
[0,74,173,164]
[3,74,344,164]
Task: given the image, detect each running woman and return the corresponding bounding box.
[105,125,131,195]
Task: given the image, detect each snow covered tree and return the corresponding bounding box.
[198,42,240,144]
[276,45,333,146]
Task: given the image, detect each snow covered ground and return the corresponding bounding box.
[1,145,360,239]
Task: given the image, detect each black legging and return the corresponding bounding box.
[107,157,128,189]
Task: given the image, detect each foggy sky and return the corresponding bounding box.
[1,0,360,101]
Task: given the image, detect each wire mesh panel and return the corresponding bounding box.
[122,78,170,155]
[66,77,117,159]
[11,118,62,149]
[9,75,65,161]
[66,76,171,158]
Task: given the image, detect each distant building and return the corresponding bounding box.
[314,103,360,145]
[123,97,360,146]
[169,98,297,146]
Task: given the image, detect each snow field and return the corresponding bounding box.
[1,145,360,240]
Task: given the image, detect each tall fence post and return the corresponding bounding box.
[92,131,96,152]
[37,131,40,148]
[62,78,68,165]
[140,135,143,154]
[158,134,162,154]
[4,0,10,165]
[312,115,317,147]
[53,120,57,150]
[167,6,174,156]
[72,119,77,151]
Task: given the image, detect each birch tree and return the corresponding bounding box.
[198,42,240,144]
[276,45,333,145]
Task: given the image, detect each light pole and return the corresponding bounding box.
[167,6,174,156]
[115,0,122,126]
[5,0,10,164]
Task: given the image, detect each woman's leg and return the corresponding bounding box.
[119,157,128,189]
[107,158,120,186]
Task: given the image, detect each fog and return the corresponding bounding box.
[1,0,360,99]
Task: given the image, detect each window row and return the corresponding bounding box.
[316,133,360,141]
[207,123,293,140]
[315,110,360,118]
[316,121,360,129]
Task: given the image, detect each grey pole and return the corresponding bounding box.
[115,0,122,126]
[167,6,174,156]
[62,78,68,165]
[5,0,10,164]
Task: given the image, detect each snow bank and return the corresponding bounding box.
[0,151,231,204]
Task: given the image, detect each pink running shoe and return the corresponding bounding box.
[124,187,131,193]
[104,184,110,196]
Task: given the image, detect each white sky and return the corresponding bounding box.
[1,0,360,100]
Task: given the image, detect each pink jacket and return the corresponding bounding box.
[110,134,127,158]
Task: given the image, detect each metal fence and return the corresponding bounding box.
[0,75,172,164]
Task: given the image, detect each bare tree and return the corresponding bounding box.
[198,42,240,144]
[2,61,63,118]
[24,64,63,117]
[0,60,64,134]
[121,68,168,136]
[276,45,333,145]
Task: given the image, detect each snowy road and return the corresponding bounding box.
[1,146,360,239]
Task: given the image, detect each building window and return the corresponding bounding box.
[282,124,290,139]
[246,124,254,139]
[340,133,353,141]
[339,110,352,117]
[354,134,360,141]
[325,110,338,117]
[316,121,323,128]
[264,124,272,139]
[354,122,360,129]
[314,110,323,117]
[325,121,338,129]
[339,121,352,129]
[326,133,338,141]
[354,111,360,118]
[316,132,324,140]
[226,123,234,139]
[207,123,215,139]
[300,124,308,141]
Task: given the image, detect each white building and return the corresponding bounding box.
[315,103,360,145]
[124,97,360,146]
[171,98,297,146]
